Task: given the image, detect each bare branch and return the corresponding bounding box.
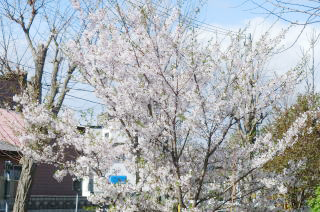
[250,0,320,25]
[46,40,61,108]
[52,64,77,115]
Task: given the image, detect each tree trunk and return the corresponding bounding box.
[13,156,36,212]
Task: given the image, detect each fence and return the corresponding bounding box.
[0,196,95,212]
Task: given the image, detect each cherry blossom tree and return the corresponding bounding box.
[13,0,314,211]
[0,0,80,211]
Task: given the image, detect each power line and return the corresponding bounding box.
[65,93,105,105]
[2,1,239,107]
[2,2,238,74]
[129,0,237,36]
[2,60,95,93]
[42,86,102,105]
[3,59,35,70]
[42,83,94,93]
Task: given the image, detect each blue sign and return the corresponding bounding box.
[109,176,127,184]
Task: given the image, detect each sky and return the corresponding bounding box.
[203,1,320,81]
[71,1,265,123]
[66,0,320,124]
[1,0,319,124]
[196,0,320,90]
[201,0,258,26]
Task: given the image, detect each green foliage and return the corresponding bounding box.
[308,186,320,212]
[264,93,320,209]
[82,205,99,211]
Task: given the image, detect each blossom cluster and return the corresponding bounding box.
[12,0,313,211]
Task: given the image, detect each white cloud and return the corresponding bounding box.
[197,17,320,93]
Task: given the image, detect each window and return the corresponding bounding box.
[10,165,22,180]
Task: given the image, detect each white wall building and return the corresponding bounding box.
[81,126,135,197]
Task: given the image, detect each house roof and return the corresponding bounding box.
[0,108,24,148]
[0,140,18,151]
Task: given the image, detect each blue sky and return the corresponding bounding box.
[0,0,320,124]
[69,1,264,123]
[202,0,316,26]
[1,0,314,123]
[72,1,261,123]
[201,0,259,26]
[66,1,320,123]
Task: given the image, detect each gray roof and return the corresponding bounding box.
[0,140,18,151]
